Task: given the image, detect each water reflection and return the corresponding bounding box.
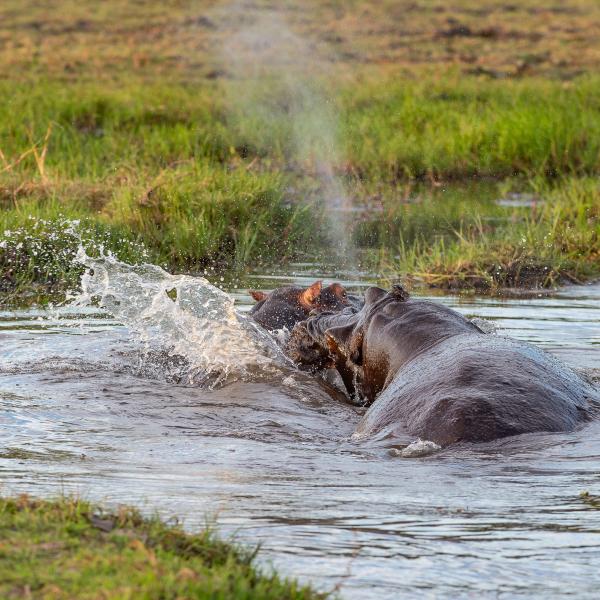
[0,273,599,598]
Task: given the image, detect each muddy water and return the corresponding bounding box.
[1,265,599,598]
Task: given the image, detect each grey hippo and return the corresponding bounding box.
[286,285,599,446]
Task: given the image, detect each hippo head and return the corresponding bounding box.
[321,285,409,362]
[286,284,410,399]
[248,281,351,332]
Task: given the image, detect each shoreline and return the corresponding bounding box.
[2,276,599,310]
[0,494,325,600]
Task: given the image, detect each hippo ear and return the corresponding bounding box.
[390,283,409,301]
[249,290,268,303]
[330,282,346,297]
[300,280,322,307]
[364,287,387,305]
[325,323,364,366]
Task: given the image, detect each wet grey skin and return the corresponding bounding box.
[287,285,600,446]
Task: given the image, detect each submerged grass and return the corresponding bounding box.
[0,494,324,599]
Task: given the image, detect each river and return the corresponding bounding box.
[1,259,599,598]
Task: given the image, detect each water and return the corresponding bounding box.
[1,259,600,598]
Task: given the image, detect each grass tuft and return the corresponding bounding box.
[374,178,600,290]
[0,494,325,600]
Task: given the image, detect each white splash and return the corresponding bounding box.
[389,439,441,458]
[216,1,354,257]
[471,317,498,335]
[70,246,289,385]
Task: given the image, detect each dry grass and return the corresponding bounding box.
[2,0,600,83]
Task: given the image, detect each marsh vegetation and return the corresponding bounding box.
[0,495,323,599]
[1,3,600,594]
[1,0,599,295]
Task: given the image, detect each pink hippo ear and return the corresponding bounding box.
[249,290,268,303]
[300,280,322,307]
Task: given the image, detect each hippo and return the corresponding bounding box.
[286,285,599,446]
[248,280,352,332]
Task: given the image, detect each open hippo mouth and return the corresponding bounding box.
[285,304,367,401]
[284,285,408,382]
[284,317,336,372]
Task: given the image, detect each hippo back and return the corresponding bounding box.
[353,333,597,446]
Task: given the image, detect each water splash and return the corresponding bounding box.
[0,215,150,294]
[389,439,442,458]
[70,246,289,386]
[470,317,498,334]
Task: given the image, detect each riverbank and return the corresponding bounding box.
[0,495,324,599]
[1,0,599,295]
[2,175,598,297]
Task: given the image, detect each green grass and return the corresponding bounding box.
[373,178,600,290]
[2,174,598,296]
[0,163,319,296]
[342,76,600,181]
[4,76,600,185]
[1,2,600,294]
[0,495,325,600]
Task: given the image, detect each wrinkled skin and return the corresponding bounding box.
[248,280,358,332]
[287,285,599,446]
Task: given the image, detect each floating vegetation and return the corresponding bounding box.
[580,491,600,509]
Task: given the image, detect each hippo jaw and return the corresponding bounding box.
[286,284,413,401]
